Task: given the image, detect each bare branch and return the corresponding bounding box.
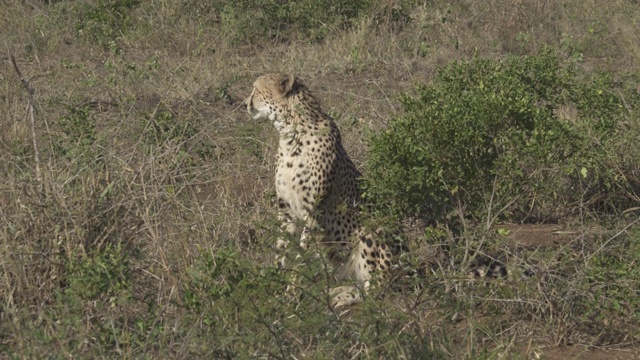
[10,55,42,186]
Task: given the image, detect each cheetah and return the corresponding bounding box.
[244,73,393,307]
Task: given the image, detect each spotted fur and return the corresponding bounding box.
[244,73,392,306]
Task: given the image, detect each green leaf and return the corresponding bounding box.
[580,167,588,178]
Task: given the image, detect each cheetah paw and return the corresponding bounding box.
[329,285,363,307]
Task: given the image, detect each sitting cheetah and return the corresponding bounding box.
[244,73,393,307]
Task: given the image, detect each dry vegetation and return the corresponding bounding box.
[1,0,640,358]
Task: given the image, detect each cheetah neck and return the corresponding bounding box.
[276,93,332,157]
[275,92,323,133]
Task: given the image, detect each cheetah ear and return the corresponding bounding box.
[279,73,296,96]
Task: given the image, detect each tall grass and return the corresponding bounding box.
[1,0,639,357]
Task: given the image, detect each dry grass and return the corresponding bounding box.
[1,0,640,358]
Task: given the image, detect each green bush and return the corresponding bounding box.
[180,244,443,358]
[582,232,640,321]
[211,0,372,42]
[365,48,639,223]
[53,105,103,167]
[64,243,131,302]
[71,0,140,50]
[139,107,217,169]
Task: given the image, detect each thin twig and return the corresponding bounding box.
[10,55,42,186]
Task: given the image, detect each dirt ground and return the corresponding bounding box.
[541,345,639,360]
[495,223,606,247]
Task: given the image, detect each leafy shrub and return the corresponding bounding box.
[142,108,216,164]
[182,247,320,357]
[582,233,640,321]
[64,243,131,302]
[53,105,102,167]
[208,0,372,42]
[365,48,639,223]
[181,244,443,358]
[71,0,140,50]
[58,106,96,145]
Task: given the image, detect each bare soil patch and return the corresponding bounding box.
[541,345,639,360]
[496,224,606,247]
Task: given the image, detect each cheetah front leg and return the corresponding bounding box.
[276,199,298,268]
[299,215,325,250]
[276,202,325,269]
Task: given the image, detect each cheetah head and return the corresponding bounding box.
[244,73,296,123]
